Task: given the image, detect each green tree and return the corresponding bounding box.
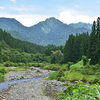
[64,34,77,63]
[96,17,100,64]
[87,21,97,64]
[50,50,63,63]
[0,45,2,63]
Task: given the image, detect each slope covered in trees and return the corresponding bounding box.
[63,17,100,65]
[0,17,92,46]
[0,28,45,54]
[88,17,100,64]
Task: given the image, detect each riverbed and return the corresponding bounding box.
[0,67,64,100]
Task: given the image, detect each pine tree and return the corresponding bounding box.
[64,34,76,63]
[87,21,97,64]
[0,45,2,63]
[96,17,100,64]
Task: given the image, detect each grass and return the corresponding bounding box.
[48,71,59,80]
[70,60,84,72]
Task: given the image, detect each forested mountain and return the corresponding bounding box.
[69,22,92,30]
[0,17,92,46]
[0,28,64,63]
[0,28,45,54]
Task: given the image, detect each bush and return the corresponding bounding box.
[0,67,8,75]
[82,55,88,66]
[57,82,100,100]
[57,69,64,81]
[0,73,4,82]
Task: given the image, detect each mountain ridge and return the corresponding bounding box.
[0,17,92,46]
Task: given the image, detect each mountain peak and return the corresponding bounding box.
[46,17,56,20]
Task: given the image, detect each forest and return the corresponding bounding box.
[0,17,100,100]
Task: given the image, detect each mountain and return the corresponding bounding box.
[69,22,92,30]
[0,28,45,54]
[0,17,92,46]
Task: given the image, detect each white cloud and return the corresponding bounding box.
[0,13,50,27]
[58,10,98,24]
[9,6,36,12]
[10,0,16,3]
[14,14,50,27]
[0,9,98,27]
[0,7,5,10]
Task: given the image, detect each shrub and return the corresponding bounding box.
[57,69,64,81]
[57,82,100,100]
[0,73,4,82]
[0,67,8,75]
[82,55,88,66]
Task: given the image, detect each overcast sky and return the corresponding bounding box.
[0,0,99,26]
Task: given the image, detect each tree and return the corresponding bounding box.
[50,50,63,63]
[0,45,2,63]
[96,17,100,64]
[87,21,97,64]
[64,34,76,63]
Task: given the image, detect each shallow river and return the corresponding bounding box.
[0,77,62,92]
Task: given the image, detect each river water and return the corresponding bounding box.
[0,77,46,91]
[0,77,63,92]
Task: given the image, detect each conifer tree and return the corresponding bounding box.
[0,45,2,63]
[88,21,97,64]
[64,34,76,63]
[96,17,100,64]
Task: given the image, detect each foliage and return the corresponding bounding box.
[13,66,30,71]
[0,73,4,82]
[63,33,89,63]
[67,72,84,81]
[41,64,61,70]
[50,50,63,64]
[0,44,2,63]
[57,82,100,100]
[0,67,8,75]
[48,71,59,80]
[82,55,88,66]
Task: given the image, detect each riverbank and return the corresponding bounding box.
[4,67,54,81]
[0,67,64,100]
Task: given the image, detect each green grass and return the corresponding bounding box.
[67,72,85,81]
[10,66,30,71]
[70,60,84,72]
[48,71,59,80]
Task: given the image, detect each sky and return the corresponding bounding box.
[0,0,99,27]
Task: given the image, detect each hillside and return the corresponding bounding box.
[0,17,92,46]
[0,28,45,54]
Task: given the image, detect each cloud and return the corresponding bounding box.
[9,6,36,13]
[0,7,5,10]
[0,13,50,27]
[10,0,16,3]
[58,10,98,24]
